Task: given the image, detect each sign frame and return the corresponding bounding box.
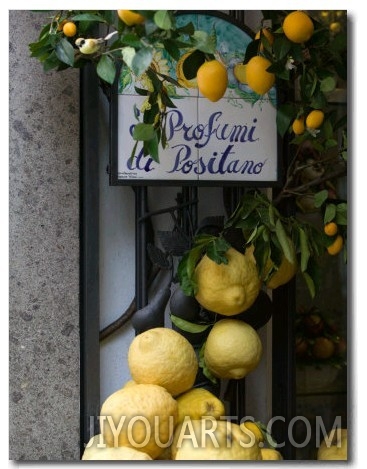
[109,10,282,187]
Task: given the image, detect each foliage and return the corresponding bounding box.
[29,10,348,297]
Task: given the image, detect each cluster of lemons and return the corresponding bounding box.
[82,325,281,460]
[324,221,344,256]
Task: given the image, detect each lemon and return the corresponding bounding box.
[292,116,305,135]
[194,247,261,316]
[204,319,263,380]
[240,421,264,443]
[117,10,145,26]
[176,388,225,425]
[261,448,283,460]
[82,435,152,460]
[121,379,136,389]
[171,419,262,460]
[324,222,338,236]
[306,109,324,129]
[264,256,297,289]
[99,383,178,459]
[255,28,274,51]
[245,56,275,95]
[283,11,314,43]
[233,63,247,84]
[197,60,228,102]
[327,235,343,256]
[317,428,347,460]
[128,327,198,396]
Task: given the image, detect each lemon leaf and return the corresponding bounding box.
[275,219,296,264]
[302,271,316,298]
[298,227,310,272]
[170,314,212,333]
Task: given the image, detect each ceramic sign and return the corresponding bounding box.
[110,12,279,186]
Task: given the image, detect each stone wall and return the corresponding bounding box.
[9,10,80,460]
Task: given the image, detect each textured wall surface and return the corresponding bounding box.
[9,11,80,460]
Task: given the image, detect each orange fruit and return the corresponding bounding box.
[324,222,338,236]
[246,56,275,95]
[292,116,305,135]
[283,11,314,44]
[306,109,324,129]
[118,10,145,26]
[62,22,77,37]
[196,60,228,102]
[327,235,343,256]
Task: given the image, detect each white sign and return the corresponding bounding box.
[111,13,279,185]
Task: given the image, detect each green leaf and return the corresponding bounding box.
[121,46,136,68]
[320,76,336,93]
[192,30,216,54]
[131,46,153,77]
[144,133,159,163]
[273,35,292,59]
[96,55,116,84]
[324,204,337,224]
[177,246,204,296]
[302,272,316,298]
[277,103,295,137]
[132,123,155,141]
[170,314,212,333]
[154,10,173,30]
[298,227,310,273]
[71,13,107,22]
[275,219,296,264]
[335,203,347,225]
[313,189,328,208]
[55,38,74,66]
[206,238,231,265]
[163,39,180,61]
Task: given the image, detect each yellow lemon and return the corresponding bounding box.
[117,10,145,26]
[195,247,261,316]
[261,448,283,460]
[246,56,275,95]
[176,388,225,425]
[171,419,262,460]
[283,11,314,43]
[233,63,247,84]
[306,109,325,129]
[82,434,152,460]
[264,256,297,289]
[327,235,344,256]
[317,428,347,460]
[99,383,178,459]
[255,28,274,51]
[292,116,305,135]
[241,421,264,443]
[197,60,228,102]
[204,319,263,380]
[128,327,198,396]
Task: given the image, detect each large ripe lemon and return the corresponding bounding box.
[204,319,263,380]
[171,419,262,460]
[82,434,152,460]
[283,11,314,44]
[197,60,228,102]
[264,256,297,289]
[128,327,198,396]
[194,247,261,316]
[245,56,275,95]
[99,383,178,459]
[261,448,283,460]
[317,428,347,460]
[176,387,225,425]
